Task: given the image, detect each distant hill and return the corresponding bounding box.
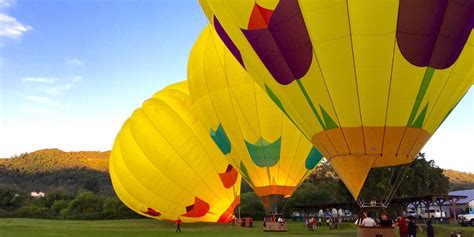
[443,169,474,191]
[0,149,471,196]
[0,148,109,173]
[0,149,112,195]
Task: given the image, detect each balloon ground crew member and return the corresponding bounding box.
[175,217,182,233]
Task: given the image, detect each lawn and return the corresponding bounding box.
[0,218,472,237]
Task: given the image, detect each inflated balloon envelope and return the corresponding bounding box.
[109,82,241,223]
[188,25,324,213]
[199,0,473,198]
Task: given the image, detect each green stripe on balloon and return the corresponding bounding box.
[411,103,429,128]
[296,80,327,130]
[210,124,231,155]
[305,147,323,170]
[239,161,255,187]
[320,105,338,129]
[407,67,435,126]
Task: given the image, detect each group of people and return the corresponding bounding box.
[359,213,435,237]
[304,216,318,231]
[263,215,285,223]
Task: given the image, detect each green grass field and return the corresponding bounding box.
[0,218,472,237]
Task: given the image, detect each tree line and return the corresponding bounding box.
[0,152,460,220]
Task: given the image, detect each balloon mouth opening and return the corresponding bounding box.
[260,194,287,215]
[217,196,240,223]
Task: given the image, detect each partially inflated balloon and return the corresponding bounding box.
[188,26,323,212]
[200,0,473,198]
[109,82,240,223]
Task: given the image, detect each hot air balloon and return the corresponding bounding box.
[109,82,241,223]
[187,26,323,213]
[199,0,473,198]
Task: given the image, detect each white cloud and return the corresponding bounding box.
[23,77,56,84]
[42,83,73,96]
[24,95,51,104]
[71,76,83,82]
[20,75,82,115]
[65,58,84,66]
[0,13,32,39]
[0,0,15,8]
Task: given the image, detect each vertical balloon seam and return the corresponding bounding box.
[406,63,460,157]
[229,0,336,137]
[117,123,194,207]
[406,67,435,127]
[205,25,314,191]
[139,98,230,206]
[343,0,367,155]
[110,155,160,219]
[378,30,399,163]
[399,63,456,159]
[243,71,311,189]
[215,26,291,188]
[249,80,275,184]
[151,88,242,219]
[281,133,304,189]
[192,28,247,177]
[298,7,355,157]
[298,6,355,139]
[156,95,239,205]
[112,141,187,218]
[111,170,158,220]
[203,27,268,187]
[432,88,469,133]
[117,121,208,212]
[200,28,268,188]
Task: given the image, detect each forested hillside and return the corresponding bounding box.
[443,169,474,190]
[0,149,112,195]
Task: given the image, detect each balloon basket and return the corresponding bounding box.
[357,226,395,237]
[263,222,287,232]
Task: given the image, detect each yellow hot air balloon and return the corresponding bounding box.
[199,0,473,198]
[109,81,241,223]
[188,26,323,212]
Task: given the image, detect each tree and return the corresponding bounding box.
[62,191,104,219]
[240,192,265,219]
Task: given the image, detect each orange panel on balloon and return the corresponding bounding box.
[326,128,350,155]
[408,131,431,158]
[341,127,365,155]
[363,127,384,155]
[397,127,421,157]
[253,185,296,197]
[382,127,406,156]
[312,132,338,158]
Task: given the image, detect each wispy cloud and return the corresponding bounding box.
[24,95,51,104]
[71,76,83,82]
[42,83,73,96]
[21,75,82,113]
[0,0,15,8]
[22,77,56,84]
[65,58,84,66]
[0,13,32,39]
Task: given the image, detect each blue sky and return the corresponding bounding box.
[0,0,472,173]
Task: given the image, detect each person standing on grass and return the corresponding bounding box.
[312,216,317,231]
[175,217,182,233]
[393,214,408,237]
[407,217,417,237]
[426,219,434,237]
